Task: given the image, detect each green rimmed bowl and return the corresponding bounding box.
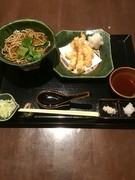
[0,93,19,121]
[0,19,55,71]
[54,29,114,78]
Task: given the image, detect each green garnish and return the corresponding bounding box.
[17,46,28,59]
[22,36,33,47]
[17,36,46,61]
[29,49,42,60]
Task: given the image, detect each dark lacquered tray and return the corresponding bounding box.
[0,34,135,128]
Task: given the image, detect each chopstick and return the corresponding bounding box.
[18,108,99,117]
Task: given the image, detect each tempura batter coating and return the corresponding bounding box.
[65,32,94,74]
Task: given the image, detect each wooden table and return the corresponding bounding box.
[0,0,135,179]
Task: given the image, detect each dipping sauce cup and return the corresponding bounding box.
[109,67,135,98]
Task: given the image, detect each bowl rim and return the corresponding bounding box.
[0,18,55,67]
[0,18,54,30]
[109,66,135,98]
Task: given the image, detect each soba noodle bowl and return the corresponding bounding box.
[1,29,50,64]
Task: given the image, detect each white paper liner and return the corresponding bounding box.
[59,44,102,74]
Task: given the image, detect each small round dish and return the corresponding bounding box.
[54,29,114,78]
[0,93,19,121]
[0,19,55,71]
[109,67,135,98]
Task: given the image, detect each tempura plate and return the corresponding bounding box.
[54,29,114,78]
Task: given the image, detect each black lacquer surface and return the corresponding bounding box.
[0,35,135,128]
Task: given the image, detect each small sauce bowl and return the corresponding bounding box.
[109,67,135,98]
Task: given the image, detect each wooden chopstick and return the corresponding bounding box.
[18,108,99,117]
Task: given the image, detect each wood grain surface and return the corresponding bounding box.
[0,0,135,179]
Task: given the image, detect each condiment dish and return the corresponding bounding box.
[0,93,19,121]
[109,67,135,98]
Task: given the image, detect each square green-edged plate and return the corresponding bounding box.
[53,29,114,78]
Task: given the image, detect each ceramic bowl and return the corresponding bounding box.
[54,29,114,78]
[109,67,135,98]
[0,19,55,71]
[0,93,19,121]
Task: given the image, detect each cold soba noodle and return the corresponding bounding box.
[1,29,50,64]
